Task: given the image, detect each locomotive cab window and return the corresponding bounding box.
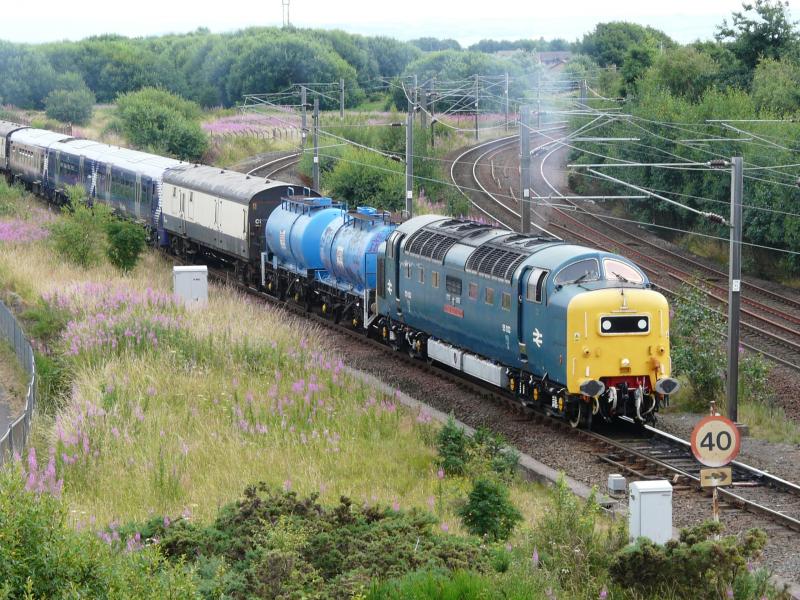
[554,259,600,286]
[603,258,644,284]
[468,282,478,300]
[526,268,549,303]
[485,287,495,305]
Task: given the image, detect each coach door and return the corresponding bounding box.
[134,174,142,219]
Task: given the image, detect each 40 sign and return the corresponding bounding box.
[690,415,741,468]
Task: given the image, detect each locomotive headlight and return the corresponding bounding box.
[637,319,647,330]
[601,319,611,331]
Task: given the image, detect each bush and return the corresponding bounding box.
[457,478,522,541]
[106,219,147,272]
[529,475,626,593]
[325,147,405,212]
[610,521,781,600]
[138,483,491,599]
[0,465,197,599]
[44,87,95,125]
[435,419,518,479]
[115,88,209,161]
[48,193,112,267]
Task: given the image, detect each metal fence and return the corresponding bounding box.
[0,299,36,465]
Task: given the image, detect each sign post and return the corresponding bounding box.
[690,414,741,524]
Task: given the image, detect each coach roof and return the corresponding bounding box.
[164,163,301,205]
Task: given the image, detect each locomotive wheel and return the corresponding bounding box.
[568,401,583,429]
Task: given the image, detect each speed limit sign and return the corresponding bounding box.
[690,415,741,467]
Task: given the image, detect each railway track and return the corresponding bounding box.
[246,153,302,180]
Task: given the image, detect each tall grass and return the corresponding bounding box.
[0,198,548,531]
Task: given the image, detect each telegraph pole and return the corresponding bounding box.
[312,98,320,191]
[504,72,509,132]
[474,75,479,141]
[420,80,428,131]
[430,77,436,148]
[727,157,743,423]
[300,86,307,148]
[339,79,345,119]
[405,98,414,218]
[520,105,531,233]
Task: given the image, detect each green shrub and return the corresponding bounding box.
[529,475,626,593]
[44,88,95,125]
[136,483,491,599]
[457,478,522,541]
[0,466,197,599]
[0,180,29,218]
[115,88,209,161]
[436,417,470,475]
[106,219,147,272]
[48,190,112,267]
[435,419,518,479]
[325,147,405,212]
[610,521,781,600]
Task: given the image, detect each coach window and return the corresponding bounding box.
[445,275,462,296]
[526,268,549,303]
[419,266,424,284]
[468,282,478,300]
[501,292,512,310]
[431,271,440,288]
[485,287,495,305]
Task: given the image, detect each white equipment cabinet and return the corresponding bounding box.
[173,265,208,307]
[628,480,672,544]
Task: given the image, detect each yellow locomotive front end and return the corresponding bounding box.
[565,286,678,425]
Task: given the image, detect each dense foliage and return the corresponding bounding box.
[569,1,800,277]
[106,219,148,272]
[131,483,491,599]
[115,88,209,160]
[670,282,773,408]
[44,87,95,125]
[610,521,779,600]
[0,466,197,599]
[0,28,425,110]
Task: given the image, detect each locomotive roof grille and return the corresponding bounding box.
[404,221,492,263]
[465,244,530,282]
[405,229,460,262]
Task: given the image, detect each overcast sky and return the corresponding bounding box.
[0,0,792,45]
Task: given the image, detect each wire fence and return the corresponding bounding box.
[0,299,36,465]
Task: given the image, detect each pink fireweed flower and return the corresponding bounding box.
[437,468,445,480]
[599,586,608,599]
[532,548,539,568]
[441,523,449,532]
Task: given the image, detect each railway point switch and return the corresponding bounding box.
[628,480,673,545]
